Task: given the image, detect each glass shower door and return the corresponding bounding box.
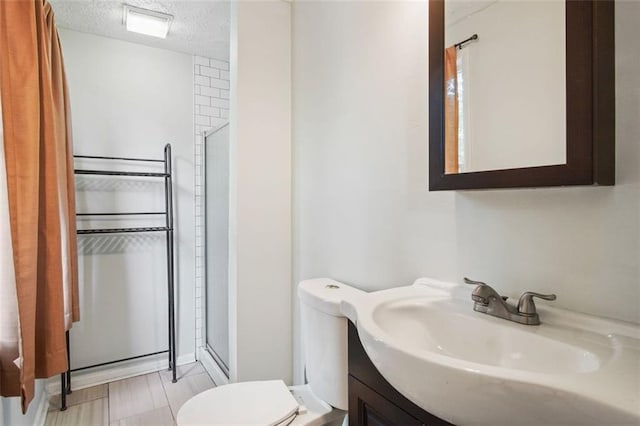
[204,123,230,376]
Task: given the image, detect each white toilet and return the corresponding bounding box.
[177,279,362,425]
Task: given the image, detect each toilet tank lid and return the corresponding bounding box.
[298,278,365,317]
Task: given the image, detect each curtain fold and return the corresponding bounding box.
[0,0,79,412]
[444,45,459,174]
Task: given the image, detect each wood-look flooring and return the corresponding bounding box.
[46,362,215,426]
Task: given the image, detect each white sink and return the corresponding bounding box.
[373,297,609,375]
[341,278,640,425]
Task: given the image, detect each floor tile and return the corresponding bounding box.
[159,362,205,384]
[162,372,215,418]
[109,373,168,422]
[110,406,175,426]
[49,384,108,411]
[45,397,108,426]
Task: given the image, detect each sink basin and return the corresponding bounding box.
[373,298,608,375]
[341,278,640,425]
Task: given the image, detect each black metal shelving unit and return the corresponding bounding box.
[59,144,177,411]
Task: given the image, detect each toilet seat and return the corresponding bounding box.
[177,380,299,426]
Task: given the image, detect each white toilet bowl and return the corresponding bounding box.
[177,279,361,426]
[176,380,346,426]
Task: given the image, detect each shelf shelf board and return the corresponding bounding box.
[77,226,170,235]
[74,169,169,177]
[74,154,164,163]
[76,212,166,216]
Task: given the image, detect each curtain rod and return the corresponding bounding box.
[455,34,478,50]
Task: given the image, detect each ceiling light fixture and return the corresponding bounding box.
[123,4,173,39]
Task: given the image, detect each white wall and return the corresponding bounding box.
[58,29,195,367]
[230,1,292,383]
[445,0,566,172]
[292,0,639,384]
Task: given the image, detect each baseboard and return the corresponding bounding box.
[46,352,196,396]
[198,347,229,386]
[32,390,49,426]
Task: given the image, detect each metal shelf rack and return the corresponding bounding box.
[60,144,177,411]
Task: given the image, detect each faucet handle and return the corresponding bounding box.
[464,278,509,302]
[517,292,557,316]
[463,277,487,286]
[464,277,499,305]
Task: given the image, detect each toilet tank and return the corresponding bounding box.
[297,279,363,411]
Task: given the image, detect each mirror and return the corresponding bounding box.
[429,0,615,190]
[444,0,566,174]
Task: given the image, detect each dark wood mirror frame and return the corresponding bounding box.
[429,0,615,191]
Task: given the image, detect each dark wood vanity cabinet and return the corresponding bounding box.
[348,322,452,426]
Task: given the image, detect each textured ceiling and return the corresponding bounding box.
[50,0,230,61]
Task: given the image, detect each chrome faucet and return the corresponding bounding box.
[463,278,556,326]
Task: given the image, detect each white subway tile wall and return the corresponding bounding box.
[193,56,230,350]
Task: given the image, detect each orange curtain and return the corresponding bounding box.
[0,0,79,412]
[444,46,459,174]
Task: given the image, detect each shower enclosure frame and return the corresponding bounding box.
[202,124,231,379]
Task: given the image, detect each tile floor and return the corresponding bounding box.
[45,362,215,426]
